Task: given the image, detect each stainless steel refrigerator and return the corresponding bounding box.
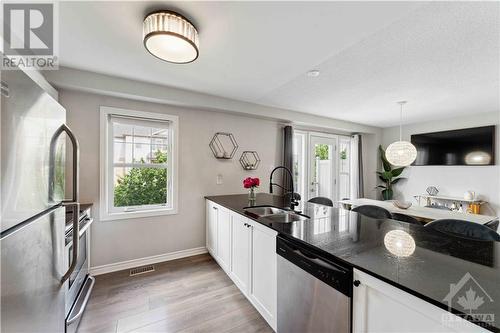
[1,67,81,332]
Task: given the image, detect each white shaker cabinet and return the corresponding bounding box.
[206,200,218,256]
[216,207,231,273]
[206,201,232,274]
[249,220,277,329]
[230,212,252,293]
[352,269,488,333]
[206,200,277,331]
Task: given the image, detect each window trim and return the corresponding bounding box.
[99,106,179,221]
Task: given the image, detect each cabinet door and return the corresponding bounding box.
[230,213,251,293]
[216,207,231,273]
[353,269,487,333]
[206,201,218,257]
[249,221,278,330]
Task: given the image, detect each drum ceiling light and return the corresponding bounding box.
[385,101,417,167]
[143,10,199,64]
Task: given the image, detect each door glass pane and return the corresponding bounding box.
[313,143,333,199]
[339,138,351,200]
[293,133,306,201]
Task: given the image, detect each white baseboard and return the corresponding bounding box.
[89,246,208,276]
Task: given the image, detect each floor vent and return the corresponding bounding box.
[130,265,155,276]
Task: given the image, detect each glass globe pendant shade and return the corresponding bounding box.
[386,101,417,167]
[384,230,415,257]
[143,11,199,64]
[385,141,417,167]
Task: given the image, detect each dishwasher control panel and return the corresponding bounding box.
[277,236,352,297]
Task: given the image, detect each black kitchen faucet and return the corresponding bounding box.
[269,166,300,211]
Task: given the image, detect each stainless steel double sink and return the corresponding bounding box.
[244,206,309,223]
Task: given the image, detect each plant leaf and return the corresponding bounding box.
[391,177,406,184]
[376,185,387,189]
[391,167,405,177]
[381,171,393,181]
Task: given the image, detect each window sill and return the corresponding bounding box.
[100,207,178,221]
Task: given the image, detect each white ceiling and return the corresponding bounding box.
[58,1,499,128]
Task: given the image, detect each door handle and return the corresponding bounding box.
[50,124,81,283]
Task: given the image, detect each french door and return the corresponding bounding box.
[308,135,338,201]
[293,131,351,204]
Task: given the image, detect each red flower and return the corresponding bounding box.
[243,177,260,189]
[253,178,260,187]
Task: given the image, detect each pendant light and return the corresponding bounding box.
[143,10,199,64]
[385,101,417,167]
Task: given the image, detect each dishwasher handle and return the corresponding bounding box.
[294,248,347,275]
[278,237,348,274]
[277,236,352,297]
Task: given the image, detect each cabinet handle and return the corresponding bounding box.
[212,207,217,210]
[244,223,248,227]
[353,280,361,287]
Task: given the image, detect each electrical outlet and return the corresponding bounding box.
[216,174,223,185]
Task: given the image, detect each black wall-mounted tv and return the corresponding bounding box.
[411,126,496,166]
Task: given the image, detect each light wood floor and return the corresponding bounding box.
[77,254,273,333]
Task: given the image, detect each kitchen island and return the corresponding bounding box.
[206,193,499,332]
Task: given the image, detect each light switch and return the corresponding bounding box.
[216,174,223,185]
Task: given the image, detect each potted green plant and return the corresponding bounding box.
[340,148,347,160]
[376,145,406,200]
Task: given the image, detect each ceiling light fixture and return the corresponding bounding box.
[307,70,320,77]
[143,10,199,64]
[385,101,417,167]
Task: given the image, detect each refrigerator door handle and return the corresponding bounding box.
[49,124,80,203]
[49,124,81,283]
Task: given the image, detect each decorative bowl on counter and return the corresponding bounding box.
[393,200,412,209]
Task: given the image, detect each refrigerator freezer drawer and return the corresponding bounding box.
[1,206,67,333]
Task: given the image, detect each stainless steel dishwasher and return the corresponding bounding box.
[277,236,352,333]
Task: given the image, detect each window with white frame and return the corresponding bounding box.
[100,107,178,220]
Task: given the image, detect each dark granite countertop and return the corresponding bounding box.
[205,193,500,332]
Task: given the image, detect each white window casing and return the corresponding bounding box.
[99,106,179,221]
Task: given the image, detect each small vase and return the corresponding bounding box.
[248,187,257,201]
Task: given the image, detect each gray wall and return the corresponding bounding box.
[362,133,381,200]
[60,90,283,268]
[60,89,381,268]
[382,111,500,215]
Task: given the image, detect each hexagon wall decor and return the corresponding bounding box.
[209,132,238,159]
[239,151,261,170]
